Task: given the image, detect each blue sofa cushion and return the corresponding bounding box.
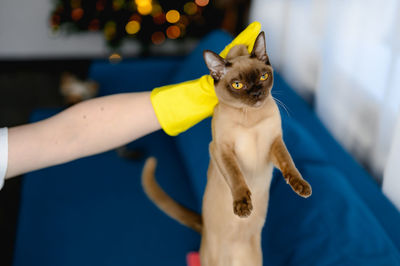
[263,117,400,265]
[274,74,400,251]
[89,57,184,95]
[14,110,200,266]
[14,29,400,266]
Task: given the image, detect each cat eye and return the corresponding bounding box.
[260,73,269,81]
[232,81,244,90]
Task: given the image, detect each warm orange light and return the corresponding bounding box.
[166,10,180,23]
[130,14,142,23]
[71,8,84,21]
[88,19,100,31]
[184,2,197,15]
[153,13,166,25]
[166,25,181,39]
[135,0,151,6]
[151,31,165,45]
[109,53,122,64]
[138,3,152,15]
[125,20,140,34]
[195,0,209,7]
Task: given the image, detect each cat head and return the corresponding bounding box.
[203,32,273,109]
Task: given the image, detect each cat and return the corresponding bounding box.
[142,31,312,266]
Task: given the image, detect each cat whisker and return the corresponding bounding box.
[271,89,284,95]
[273,96,291,117]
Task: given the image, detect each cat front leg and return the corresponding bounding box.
[269,136,312,198]
[209,142,253,217]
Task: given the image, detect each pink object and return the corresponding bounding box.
[186,251,201,266]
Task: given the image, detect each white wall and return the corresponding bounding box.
[0,0,140,59]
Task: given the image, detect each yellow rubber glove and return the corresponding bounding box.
[151,22,261,136]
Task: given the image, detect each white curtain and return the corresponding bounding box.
[383,114,400,210]
[250,0,400,209]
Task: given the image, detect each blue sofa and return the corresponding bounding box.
[13,31,400,266]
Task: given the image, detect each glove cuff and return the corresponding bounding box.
[151,75,217,136]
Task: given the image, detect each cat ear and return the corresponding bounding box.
[251,32,270,65]
[203,50,228,80]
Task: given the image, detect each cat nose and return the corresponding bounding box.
[250,90,262,97]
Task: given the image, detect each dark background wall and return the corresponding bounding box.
[0,60,90,265]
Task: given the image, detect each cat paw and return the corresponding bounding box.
[233,189,253,218]
[287,174,312,198]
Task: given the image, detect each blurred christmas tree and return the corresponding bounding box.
[50,0,225,49]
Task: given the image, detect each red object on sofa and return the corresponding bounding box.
[186,252,200,266]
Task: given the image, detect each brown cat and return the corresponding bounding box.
[142,32,312,266]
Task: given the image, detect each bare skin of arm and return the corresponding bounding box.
[209,142,253,217]
[5,92,160,179]
[269,136,312,198]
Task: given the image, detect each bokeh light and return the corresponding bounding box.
[125,20,141,34]
[179,15,189,26]
[96,0,105,11]
[135,0,152,15]
[176,23,186,37]
[166,10,180,23]
[71,8,84,21]
[130,14,142,23]
[138,3,152,15]
[70,0,81,9]
[51,14,61,27]
[151,4,162,16]
[195,0,209,7]
[104,21,116,40]
[184,2,197,15]
[151,31,165,45]
[135,0,150,6]
[113,0,124,10]
[153,13,166,25]
[88,19,100,31]
[166,25,181,39]
[109,53,122,63]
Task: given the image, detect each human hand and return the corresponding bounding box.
[151,22,262,136]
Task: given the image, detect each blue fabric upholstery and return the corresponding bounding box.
[167,30,400,265]
[14,30,400,266]
[89,57,183,96]
[264,117,400,265]
[14,110,199,266]
[274,74,400,251]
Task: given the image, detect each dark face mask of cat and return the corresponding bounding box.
[203,31,274,108]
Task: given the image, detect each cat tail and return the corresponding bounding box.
[141,157,203,234]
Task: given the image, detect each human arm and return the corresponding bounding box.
[5,92,159,179]
[2,22,262,181]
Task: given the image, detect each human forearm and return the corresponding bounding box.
[5,92,160,178]
[3,21,263,180]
